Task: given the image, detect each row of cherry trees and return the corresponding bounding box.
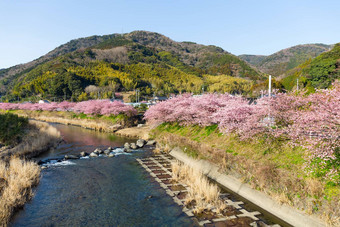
[145,82,339,182]
[0,100,137,116]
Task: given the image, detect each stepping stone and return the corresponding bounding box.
[173,196,183,205]
[182,207,194,217]
[237,209,261,221]
[224,199,244,209]
[198,220,211,226]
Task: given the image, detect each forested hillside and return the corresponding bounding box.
[239,44,331,76]
[0,31,262,102]
[237,55,267,67]
[281,43,340,90]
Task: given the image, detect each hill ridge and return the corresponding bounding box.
[0,31,261,100]
[239,43,332,76]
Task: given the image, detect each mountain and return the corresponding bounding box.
[281,43,340,90]
[0,35,117,81]
[238,55,267,67]
[239,44,332,76]
[0,31,262,101]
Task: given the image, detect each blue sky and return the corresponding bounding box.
[0,0,339,68]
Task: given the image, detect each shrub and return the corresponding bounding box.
[0,113,28,145]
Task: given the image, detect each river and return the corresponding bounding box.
[10,124,196,226]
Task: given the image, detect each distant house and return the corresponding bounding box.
[150,96,168,104]
[38,100,50,104]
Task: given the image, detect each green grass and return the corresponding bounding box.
[153,123,330,183]
[152,122,340,211]
[102,114,129,124]
[71,113,94,119]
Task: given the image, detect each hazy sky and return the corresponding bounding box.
[0,0,339,68]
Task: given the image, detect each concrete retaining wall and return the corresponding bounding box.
[170,147,325,227]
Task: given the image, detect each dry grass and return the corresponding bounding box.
[172,161,226,214]
[305,178,324,198]
[0,157,40,226]
[115,125,151,140]
[0,120,61,225]
[26,115,117,132]
[0,120,61,160]
[7,110,128,133]
[153,125,340,226]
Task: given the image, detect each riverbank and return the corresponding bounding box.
[64,122,339,226]
[149,123,339,226]
[170,147,323,227]
[0,120,61,160]
[115,124,151,140]
[0,115,61,226]
[10,123,195,227]
[2,109,140,132]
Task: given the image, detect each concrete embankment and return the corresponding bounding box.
[170,147,325,227]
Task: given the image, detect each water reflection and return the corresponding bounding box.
[11,124,196,227]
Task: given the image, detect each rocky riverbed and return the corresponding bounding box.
[37,138,157,168]
[11,124,195,226]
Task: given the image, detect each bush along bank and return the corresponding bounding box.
[0,100,140,132]
[145,82,340,226]
[0,113,61,226]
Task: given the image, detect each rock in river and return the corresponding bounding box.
[108,153,115,157]
[136,139,146,148]
[146,140,156,146]
[89,152,98,157]
[130,143,138,149]
[64,155,78,160]
[104,149,111,155]
[80,151,88,157]
[124,142,130,149]
[124,148,132,153]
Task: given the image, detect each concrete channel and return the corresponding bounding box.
[136,153,284,227]
[169,147,325,227]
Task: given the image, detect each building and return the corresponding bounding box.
[150,96,168,104]
[38,100,50,104]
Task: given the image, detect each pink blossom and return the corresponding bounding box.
[145,82,340,181]
[0,100,137,117]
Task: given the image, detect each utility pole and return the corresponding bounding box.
[268,75,272,98]
[268,75,272,126]
[135,89,140,103]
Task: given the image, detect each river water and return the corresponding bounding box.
[10,124,196,226]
